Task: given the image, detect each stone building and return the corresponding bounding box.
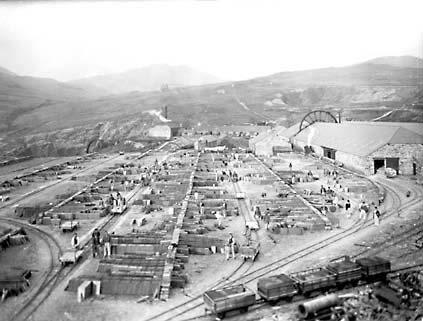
[290,122,423,176]
[147,124,182,139]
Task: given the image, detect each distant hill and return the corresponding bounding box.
[1,56,422,157]
[365,56,423,69]
[0,68,102,101]
[68,64,223,94]
[0,66,107,133]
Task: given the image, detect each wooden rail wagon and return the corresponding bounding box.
[203,284,256,319]
[257,273,298,302]
[239,241,260,261]
[59,249,83,266]
[61,221,79,233]
[111,204,127,215]
[290,267,337,296]
[355,256,391,280]
[326,257,362,285]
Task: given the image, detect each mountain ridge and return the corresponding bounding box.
[0,56,422,157]
[67,64,223,94]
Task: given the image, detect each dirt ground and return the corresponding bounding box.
[0,226,52,321]
[0,151,422,321]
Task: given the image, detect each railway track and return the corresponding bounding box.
[4,211,123,321]
[0,148,160,321]
[351,178,423,259]
[0,216,63,321]
[0,153,125,212]
[176,261,423,321]
[143,156,422,321]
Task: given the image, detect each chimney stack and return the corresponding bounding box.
[163,105,168,119]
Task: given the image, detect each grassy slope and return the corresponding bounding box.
[0,69,107,133]
[4,62,423,137]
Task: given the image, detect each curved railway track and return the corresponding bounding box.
[0,217,63,321]
[0,149,159,321]
[351,178,423,259]
[143,158,422,321]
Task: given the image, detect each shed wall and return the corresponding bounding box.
[368,144,423,175]
[292,138,423,176]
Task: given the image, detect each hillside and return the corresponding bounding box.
[366,56,423,69]
[0,67,108,133]
[1,57,422,157]
[68,64,222,94]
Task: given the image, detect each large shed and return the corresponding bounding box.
[291,122,423,175]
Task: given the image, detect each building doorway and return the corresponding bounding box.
[385,158,399,174]
[323,147,336,160]
[413,163,417,175]
[373,159,385,174]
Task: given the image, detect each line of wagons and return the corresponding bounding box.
[203,256,391,319]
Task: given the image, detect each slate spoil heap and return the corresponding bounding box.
[300,271,423,321]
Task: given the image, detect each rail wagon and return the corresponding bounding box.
[325,257,362,286]
[356,256,391,280]
[257,273,298,302]
[239,241,260,261]
[203,284,256,319]
[290,267,337,295]
[205,256,393,319]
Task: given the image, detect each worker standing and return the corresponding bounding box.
[345,199,351,218]
[226,233,236,260]
[244,226,252,246]
[373,207,380,226]
[254,206,262,221]
[359,201,367,220]
[222,202,227,218]
[103,231,111,258]
[71,232,80,250]
[215,210,223,228]
[92,228,101,258]
[264,211,270,230]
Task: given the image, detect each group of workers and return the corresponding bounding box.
[108,191,126,208]
[254,206,271,230]
[70,228,113,258]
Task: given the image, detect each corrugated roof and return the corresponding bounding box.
[294,122,423,157]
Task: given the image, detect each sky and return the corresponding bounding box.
[0,0,422,82]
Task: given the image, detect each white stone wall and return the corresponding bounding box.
[336,151,368,174]
[148,125,171,139]
[292,137,423,176]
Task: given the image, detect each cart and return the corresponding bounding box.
[239,241,260,261]
[203,284,256,319]
[59,249,83,266]
[61,221,79,233]
[111,204,127,215]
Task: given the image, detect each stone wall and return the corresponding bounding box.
[367,144,423,175]
[336,151,368,174]
[292,138,423,176]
